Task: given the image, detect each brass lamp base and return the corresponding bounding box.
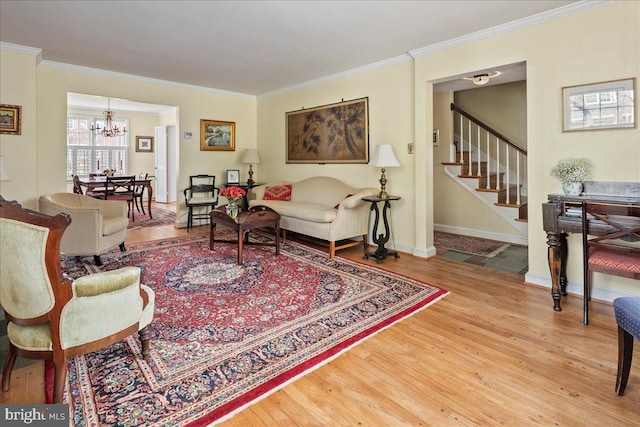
[378,167,389,199]
[247,165,254,186]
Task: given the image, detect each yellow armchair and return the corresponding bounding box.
[0,196,154,404]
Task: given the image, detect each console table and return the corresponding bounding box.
[542,181,640,312]
[362,195,400,264]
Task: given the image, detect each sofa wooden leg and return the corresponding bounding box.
[362,234,368,254]
[330,241,336,259]
[281,229,287,243]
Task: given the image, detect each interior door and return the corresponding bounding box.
[154,126,167,203]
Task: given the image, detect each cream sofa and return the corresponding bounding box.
[249,176,377,258]
[38,193,129,265]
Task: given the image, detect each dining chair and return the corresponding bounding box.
[582,201,640,324]
[106,175,136,221]
[183,174,219,232]
[0,196,154,404]
[133,172,149,215]
[72,175,84,194]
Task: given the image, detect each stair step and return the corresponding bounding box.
[514,218,528,223]
[442,162,464,166]
[495,202,526,208]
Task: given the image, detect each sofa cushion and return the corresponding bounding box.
[256,200,337,223]
[264,184,292,201]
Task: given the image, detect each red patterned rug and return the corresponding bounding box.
[127,204,176,229]
[53,232,448,426]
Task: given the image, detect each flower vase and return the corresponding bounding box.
[562,182,583,196]
[226,201,239,219]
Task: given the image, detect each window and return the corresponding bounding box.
[67,115,129,178]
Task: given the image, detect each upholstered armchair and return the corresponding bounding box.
[0,196,154,404]
[38,192,129,265]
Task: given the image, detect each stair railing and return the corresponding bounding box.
[450,103,527,205]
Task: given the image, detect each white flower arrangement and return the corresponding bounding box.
[550,157,592,183]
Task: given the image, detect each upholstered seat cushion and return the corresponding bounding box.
[256,200,338,223]
[589,248,640,274]
[103,216,128,236]
[614,297,640,339]
[186,197,218,205]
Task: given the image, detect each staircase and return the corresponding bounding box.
[442,103,528,236]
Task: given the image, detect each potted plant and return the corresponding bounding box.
[550,157,592,195]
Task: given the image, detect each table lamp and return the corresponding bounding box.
[368,145,400,198]
[241,148,261,185]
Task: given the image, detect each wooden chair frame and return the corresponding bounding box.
[582,202,640,324]
[0,196,152,403]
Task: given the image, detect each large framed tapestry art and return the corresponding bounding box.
[286,97,369,164]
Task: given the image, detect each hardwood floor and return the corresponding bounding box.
[2,222,639,425]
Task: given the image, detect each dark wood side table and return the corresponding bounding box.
[223,182,264,208]
[362,195,401,264]
[209,205,280,265]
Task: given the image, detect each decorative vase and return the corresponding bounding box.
[226,201,239,219]
[562,182,583,196]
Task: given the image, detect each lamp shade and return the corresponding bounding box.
[368,145,400,168]
[0,156,9,181]
[241,148,261,164]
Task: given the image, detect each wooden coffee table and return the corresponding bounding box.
[209,205,281,264]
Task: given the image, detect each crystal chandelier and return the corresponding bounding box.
[91,99,127,137]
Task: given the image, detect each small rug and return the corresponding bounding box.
[53,232,448,426]
[434,231,510,258]
[128,204,176,229]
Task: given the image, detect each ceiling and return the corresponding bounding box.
[0,1,585,97]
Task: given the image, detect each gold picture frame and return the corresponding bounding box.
[0,104,22,135]
[200,119,235,151]
[135,136,154,152]
[286,97,369,164]
[562,78,636,132]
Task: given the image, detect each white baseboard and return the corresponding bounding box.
[524,271,638,303]
[434,224,528,246]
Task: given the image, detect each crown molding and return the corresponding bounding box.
[0,41,42,63]
[259,54,413,98]
[409,0,614,58]
[39,60,256,99]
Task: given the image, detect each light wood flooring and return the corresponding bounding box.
[2,220,639,426]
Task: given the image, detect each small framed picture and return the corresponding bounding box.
[226,169,240,184]
[136,136,154,152]
[201,119,235,151]
[0,104,22,135]
[562,78,636,132]
[433,129,439,146]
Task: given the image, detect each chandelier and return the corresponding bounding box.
[91,99,127,137]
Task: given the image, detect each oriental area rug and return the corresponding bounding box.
[54,232,448,426]
[127,204,176,229]
[434,231,510,258]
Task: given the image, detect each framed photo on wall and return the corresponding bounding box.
[201,119,235,151]
[0,104,22,135]
[135,136,154,152]
[562,78,636,132]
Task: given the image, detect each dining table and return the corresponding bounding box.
[78,176,154,219]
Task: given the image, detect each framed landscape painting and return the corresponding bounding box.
[135,136,154,152]
[286,97,369,164]
[201,119,235,151]
[0,104,22,135]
